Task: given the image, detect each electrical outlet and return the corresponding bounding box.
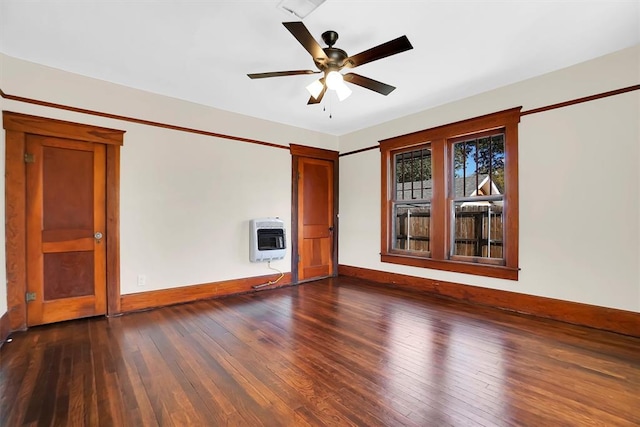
[137,274,146,287]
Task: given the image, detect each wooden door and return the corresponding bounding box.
[25,135,107,326]
[297,157,335,281]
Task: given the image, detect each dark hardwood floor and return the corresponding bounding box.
[1,276,639,426]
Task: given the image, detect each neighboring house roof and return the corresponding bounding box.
[397,174,500,201]
[467,175,502,198]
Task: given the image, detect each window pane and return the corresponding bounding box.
[451,201,503,259]
[395,147,432,201]
[453,134,505,198]
[393,203,431,253]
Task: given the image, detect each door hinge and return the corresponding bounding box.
[24,153,35,163]
[25,292,36,302]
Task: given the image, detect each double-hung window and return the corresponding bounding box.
[393,147,433,255]
[380,108,521,280]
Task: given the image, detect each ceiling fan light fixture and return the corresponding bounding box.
[306,79,324,99]
[325,70,343,90]
[307,80,324,99]
[335,83,352,101]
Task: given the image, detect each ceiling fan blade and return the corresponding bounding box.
[343,73,396,95]
[344,35,413,68]
[248,70,321,79]
[283,21,328,61]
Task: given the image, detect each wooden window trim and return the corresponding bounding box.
[380,107,521,281]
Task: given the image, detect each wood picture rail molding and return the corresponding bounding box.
[0,88,289,151]
[3,84,637,157]
[519,84,640,116]
[338,265,640,338]
[339,84,640,157]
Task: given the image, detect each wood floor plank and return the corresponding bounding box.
[1,276,639,426]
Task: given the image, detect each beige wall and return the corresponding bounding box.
[1,45,639,320]
[339,45,640,312]
[0,54,338,304]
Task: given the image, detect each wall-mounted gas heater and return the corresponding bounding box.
[249,218,286,262]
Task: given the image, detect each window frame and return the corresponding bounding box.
[391,144,433,257]
[380,107,521,280]
[449,131,506,264]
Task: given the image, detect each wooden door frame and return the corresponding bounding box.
[290,144,339,284]
[3,111,124,331]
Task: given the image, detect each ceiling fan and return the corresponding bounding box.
[248,22,413,104]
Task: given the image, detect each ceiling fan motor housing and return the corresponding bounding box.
[310,30,347,72]
[316,47,348,71]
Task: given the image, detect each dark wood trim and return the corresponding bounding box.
[290,143,339,160]
[379,107,522,149]
[332,155,339,276]
[339,145,378,157]
[291,154,301,284]
[339,264,640,338]
[120,273,293,313]
[2,112,123,330]
[430,141,446,260]
[2,84,637,155]
[4,129,28,331]
[379,254,519,280]
[0,311,10,346]
[290,144,340,284]
[2,111,124,145]
[0,88,288,151]
[380,108,521,280]
[106,145,121,315]
[504,119,519,269]
[342,85,640,159]
[379,146,390,265]
[520,84,640,116]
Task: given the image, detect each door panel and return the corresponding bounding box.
[43,144,94,229]
[43,252,95,300]
[26,135,106,326]
[298,157,334,281]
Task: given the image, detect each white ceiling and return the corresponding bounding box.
[1,1,638,136]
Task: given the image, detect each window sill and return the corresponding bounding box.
[381,253,519,280]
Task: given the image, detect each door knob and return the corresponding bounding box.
[94,232,103,242]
